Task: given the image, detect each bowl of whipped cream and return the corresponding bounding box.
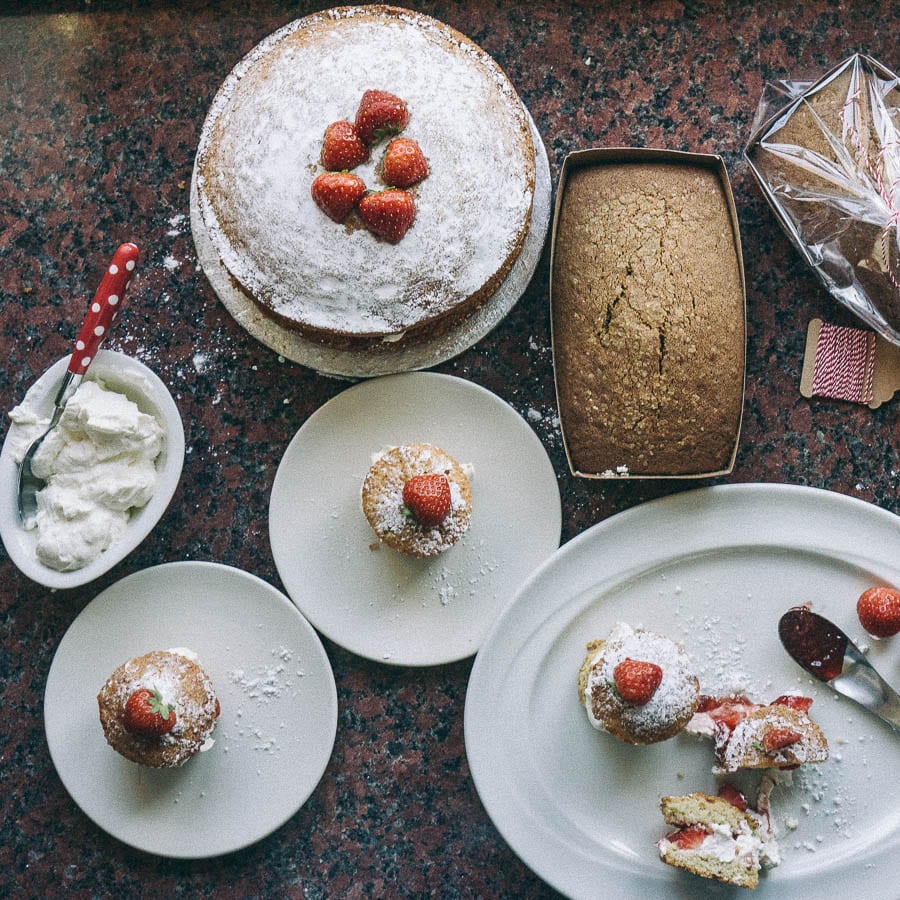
[0,349,184,589]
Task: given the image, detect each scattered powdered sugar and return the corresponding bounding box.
[222,647,306,756]
[167,213,186,236]
[162,255,181,272]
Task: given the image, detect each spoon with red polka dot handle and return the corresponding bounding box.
[17,242,140,524]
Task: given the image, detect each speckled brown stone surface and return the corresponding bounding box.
[0,2,897,896]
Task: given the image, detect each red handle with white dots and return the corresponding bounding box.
[68,242,140,376]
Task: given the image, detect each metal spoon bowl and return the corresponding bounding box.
[779,605,900,733]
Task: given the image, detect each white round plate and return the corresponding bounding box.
[190,113,551,379]
[0,349,184,590]
[269,373,561,665]
[465,484,900,899]
[44,562,338,858]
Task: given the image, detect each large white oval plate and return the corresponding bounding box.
[465,484,900,899]
[269,372,561,665]
[0,349,185,589]
[44,562,338,858]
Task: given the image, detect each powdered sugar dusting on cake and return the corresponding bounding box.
[362,443,472,557]
[585,622,699,742]
[196,7,534,338]
[97,650,219,766]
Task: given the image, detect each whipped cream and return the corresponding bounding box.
[10,379,164,571]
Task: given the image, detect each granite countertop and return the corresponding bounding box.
[1,2,897,896]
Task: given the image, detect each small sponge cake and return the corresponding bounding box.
[361,443,472,558]
[578,623,700,745]
[714,703,829,774]
[658,792,779,889]
[97,649,220,768]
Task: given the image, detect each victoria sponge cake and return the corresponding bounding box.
[195,5,536,349]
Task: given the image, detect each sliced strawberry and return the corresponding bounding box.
[123,687,176,736]
[763,727,802,752]
[771,694,813,713]
[857,586,900,638]
[355,89,409,145]
[696,693,752,713]
[666,825,708,850]
[382,137,428,188]
[697,695,757,732]
[311,172,366,223]
[612,658,663,706]
[320,120,369,171]
[358,189,415,243]
[717,783,748,811]
[402,473,451,527]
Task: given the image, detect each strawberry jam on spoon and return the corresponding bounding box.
[778,605,847,680]
[778,605,900,733]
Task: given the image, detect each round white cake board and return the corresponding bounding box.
[190,114,551,379]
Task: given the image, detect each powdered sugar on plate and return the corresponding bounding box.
[221,646,307,756]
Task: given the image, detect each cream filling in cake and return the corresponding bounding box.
[196,6,535,339]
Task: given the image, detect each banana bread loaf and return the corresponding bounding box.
[552,159,745,477]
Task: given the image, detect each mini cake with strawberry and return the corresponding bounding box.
[577,623,700,745]
[195,5,535,349]
[687,694,828,774]
[361,442,472,557]
[97,649,220,768]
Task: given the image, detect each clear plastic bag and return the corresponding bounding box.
[745,54,900,345]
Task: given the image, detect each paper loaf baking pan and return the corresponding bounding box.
[550,148,747,479]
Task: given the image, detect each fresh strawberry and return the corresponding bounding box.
[320,120,369,171]
[123,687,176,736]
[311,172,366,223]
[358,189,415,243]
[355,89,409,145]
[402,473,451,527]
[612,657,663,706]
[717,783,748,811]
[763,727,802,753]
[666,826,708,850]
[382,137,428,188]
[857,586,900,638]
[771,694,813,713]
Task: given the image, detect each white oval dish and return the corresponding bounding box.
[0,349,185,589]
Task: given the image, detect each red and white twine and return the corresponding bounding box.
[810,320,876,404]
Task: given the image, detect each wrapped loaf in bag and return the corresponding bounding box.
[746,53,900,345]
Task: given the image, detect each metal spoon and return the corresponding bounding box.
[17,242,140,524]
[778,605,900,732]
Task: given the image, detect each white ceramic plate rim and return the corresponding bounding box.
[44,561,338,858]
[0,349,185,589]
[464,483,900,899]
[269,372,561,665]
